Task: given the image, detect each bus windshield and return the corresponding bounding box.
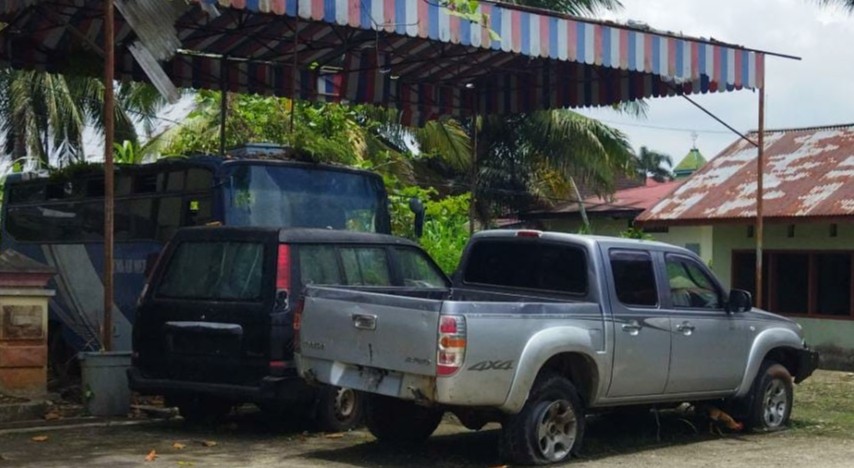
[223,164,388,233]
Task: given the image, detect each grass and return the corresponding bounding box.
[790,369,854,437]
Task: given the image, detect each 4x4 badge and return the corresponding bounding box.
[468,360,513,371]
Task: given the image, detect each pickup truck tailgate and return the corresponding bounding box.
[298,287,442,377]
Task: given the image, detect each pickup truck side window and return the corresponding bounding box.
[341,247,392,286]
[665,255,722,309]
[609,250,658,307]
[462,241,587,295]
[394,247,448,288]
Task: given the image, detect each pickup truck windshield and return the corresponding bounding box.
[462,240,587,294]
[156,241,265,300]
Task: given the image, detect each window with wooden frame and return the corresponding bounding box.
[732,250,854,318]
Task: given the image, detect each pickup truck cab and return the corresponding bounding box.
[295,230,819,464]
[129,226,449,430]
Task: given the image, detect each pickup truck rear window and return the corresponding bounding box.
[462,241,587,294]
[156,242,265,300]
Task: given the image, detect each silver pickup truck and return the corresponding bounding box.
[295,230,819,465]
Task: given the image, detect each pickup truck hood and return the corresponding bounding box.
[745,308,798,324]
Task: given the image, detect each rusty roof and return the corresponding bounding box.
[637,124,854,226]
[526,179,683,218]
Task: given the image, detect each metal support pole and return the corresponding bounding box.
[755,87,766,309]
[290,3,299,135]
[469,99,478,236]
[219,56,228,156]
[102,0,115,351]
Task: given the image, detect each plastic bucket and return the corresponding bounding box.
[79,351,132,417]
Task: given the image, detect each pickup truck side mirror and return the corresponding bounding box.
[409,197,425,238]
[726,289,753,313]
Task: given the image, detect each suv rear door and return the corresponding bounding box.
[134,229,278,385]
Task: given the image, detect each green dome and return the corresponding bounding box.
[674,148,707,178]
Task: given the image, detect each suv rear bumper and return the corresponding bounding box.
[127,367,314,403]
[795,347,820,384]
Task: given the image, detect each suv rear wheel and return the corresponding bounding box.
[167,395,232,424]
[500,372,585,465]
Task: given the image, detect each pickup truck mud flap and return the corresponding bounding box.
[795,348,820,384]
[298,355,436,402]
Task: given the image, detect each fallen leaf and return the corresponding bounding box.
[31,435,48,442]
[43,411,62,421]
[324,433,345,439]
[145,449,157,462]
[200,440,217,447]
[172,442,186,450]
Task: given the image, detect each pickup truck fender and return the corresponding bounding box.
[498,326,603,414]
[734,326,803,398]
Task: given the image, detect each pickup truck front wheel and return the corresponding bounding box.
[365,394,443,445]
[744,361,794,431]
[500,373,585,465]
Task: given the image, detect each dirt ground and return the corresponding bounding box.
[0,407,852,467]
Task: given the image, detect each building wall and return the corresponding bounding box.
[711,223,854,288]
[712,222,854,370]
[649,226,714,265]
[538,217,631,236]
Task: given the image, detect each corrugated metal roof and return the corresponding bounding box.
[637,124,854,225]
[527,178,683,217]
[0,0,780,125]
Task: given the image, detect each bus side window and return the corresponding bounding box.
[156,197,182,242]
[184,198,212,226]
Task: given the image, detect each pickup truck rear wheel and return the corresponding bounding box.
[314,386,365,432]
[365,394,443,445]
[744,361,793,431]
[500,373,585,465]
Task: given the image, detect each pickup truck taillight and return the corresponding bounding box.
[437,315,466,376]
[292,297,304,353]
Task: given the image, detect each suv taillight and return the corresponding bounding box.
[437,315,466,376]
[276,244,292,290]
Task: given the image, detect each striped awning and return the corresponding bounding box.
[0,0,775,124]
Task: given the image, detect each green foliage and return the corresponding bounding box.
[114,140,143,164]
[619,227,652,240]
[381,171,470,274]
[163,91,370,165]
[420,193,471,274]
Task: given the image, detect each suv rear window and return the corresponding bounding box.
[462,240,587,295]
[157,242,265,300]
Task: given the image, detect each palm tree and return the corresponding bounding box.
[636,146,674,182]
[0,69,169,168]
[820,0,854,10]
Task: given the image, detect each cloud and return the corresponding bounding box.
[579,0,854,166]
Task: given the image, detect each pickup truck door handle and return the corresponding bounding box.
[352,314,377,330]
[676,322,695,335]
[621,321,642,336]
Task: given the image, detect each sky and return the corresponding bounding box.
[576,0,854,166]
